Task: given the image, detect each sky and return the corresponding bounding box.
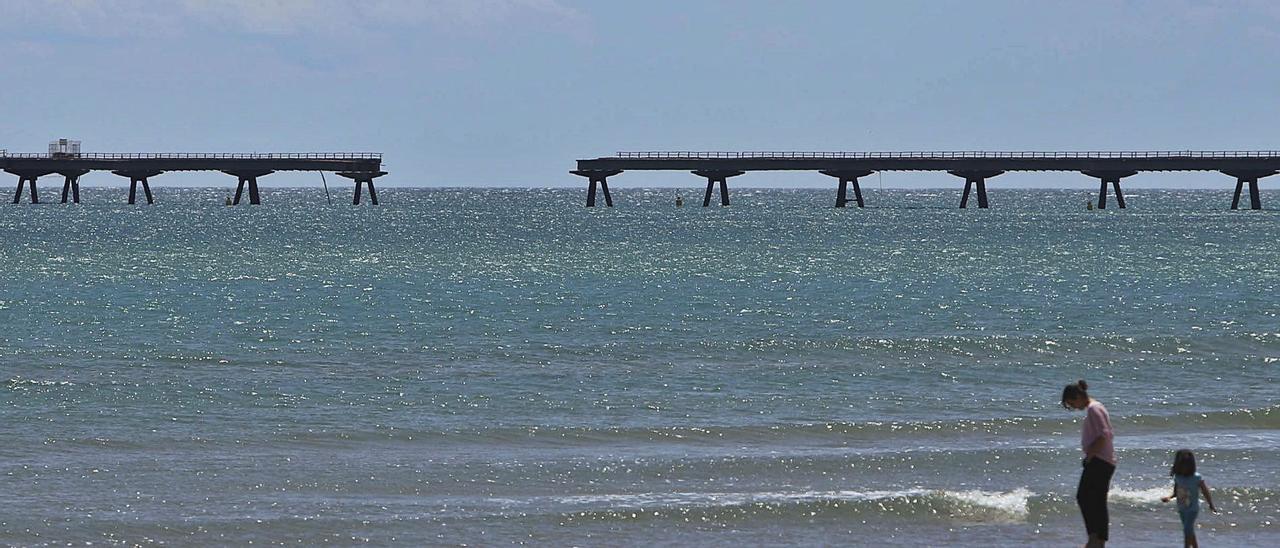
[2,0,1280,188]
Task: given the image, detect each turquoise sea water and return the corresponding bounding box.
[2,187,1278,546]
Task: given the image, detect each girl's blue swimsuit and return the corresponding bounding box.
[1174,472,1202,537]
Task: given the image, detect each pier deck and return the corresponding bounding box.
[1,152,386,205]
[573,151,1280,209]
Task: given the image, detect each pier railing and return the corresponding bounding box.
[616,151,1280,159]
[0,152,382,160]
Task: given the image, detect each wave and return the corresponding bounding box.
[1108,486,1172,506]
[554,488,1035,524]
[5,377,74,389]
[549,485,1277,524]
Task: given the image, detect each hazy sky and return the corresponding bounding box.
[3,0,1279,188]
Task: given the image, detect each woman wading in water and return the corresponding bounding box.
[1063,380,1116,547]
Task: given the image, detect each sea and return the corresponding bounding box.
[1,187,1277,546]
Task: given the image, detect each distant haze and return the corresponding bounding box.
[2,0,1278,188]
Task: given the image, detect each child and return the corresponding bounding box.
[1160,449,1218,548]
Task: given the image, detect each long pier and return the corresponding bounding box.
[1,152,386,205]
[572,151,1280,209]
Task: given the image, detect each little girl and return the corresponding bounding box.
[1160,449,1218,548]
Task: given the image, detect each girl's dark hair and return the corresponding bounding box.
[1061,379,1089,408]
[1171,449,1197,477]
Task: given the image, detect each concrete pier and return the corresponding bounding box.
[1083,170,1137,209]
[950,170,1002,209]
[60,169,89,204]
[225,170,274,205]
[820,170,872,208]
[337,171,387,205]
[574,151,1280,209]
[693,170,743,207]
[2,152,384,205]
[571,169,621,207]
[1224,170,1276,210]
[10,172,47,204]
[115,170,161,205]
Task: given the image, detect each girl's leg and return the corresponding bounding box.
[1180,507,1199,548]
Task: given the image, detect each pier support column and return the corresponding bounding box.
[6,171,52,204]
[336,171,388,205]
[1082,170,1137,209]
[948,170,1003,209]
[112,170,164,205]
[1223,170,1276,210]
[223,170,274,205]
[820,170,874,208]
[12,176,36,204]
[571,170,623,207]
[692,170,744,207]
[59,170,89,204]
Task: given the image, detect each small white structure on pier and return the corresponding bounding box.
[48,139,81,158]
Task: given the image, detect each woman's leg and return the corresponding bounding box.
[1076,463,1088,526]
[1096,461,1114,544]
[1077,460,1115,546]
[1076,462,1094,544]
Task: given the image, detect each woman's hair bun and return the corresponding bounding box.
[1077,379,1088,391]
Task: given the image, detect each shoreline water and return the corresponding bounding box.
[3,188,1277,545]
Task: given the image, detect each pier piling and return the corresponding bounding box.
[336,171,387,205]
[59,169,88,203]
[692,170,744,207]
[1082,170,1137,209]
[821,170,873,208]
[224,170,273,205]
[12,176,34,204]
[949,170,1003,209]
[571,170,622,207]
[114,170,163,204]
[1223,170,1276,210]
[7,171,51,204]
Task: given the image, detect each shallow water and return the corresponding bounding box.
[1,187,1278,546]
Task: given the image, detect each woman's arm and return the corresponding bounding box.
[1200,480,1217,512]
[1161,483,1176,503]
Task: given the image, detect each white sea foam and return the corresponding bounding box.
[947,487,1034,518]
[1109,485,1169,505]
[6,377,73,387]
[555,487,1033,519]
